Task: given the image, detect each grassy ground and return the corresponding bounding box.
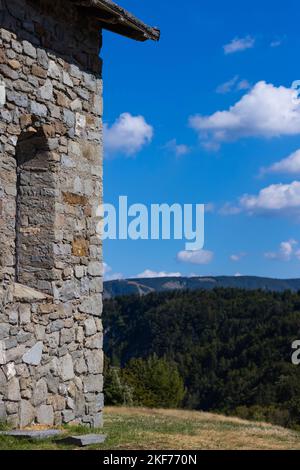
[0,407,300,450]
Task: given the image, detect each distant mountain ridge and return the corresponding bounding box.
[103,275,300,298]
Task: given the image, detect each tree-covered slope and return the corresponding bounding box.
[103,288,300,427]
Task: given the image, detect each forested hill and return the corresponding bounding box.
[103,288,300,427]
[104,276,300,298]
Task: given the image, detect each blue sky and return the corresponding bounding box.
[101,0,300,280]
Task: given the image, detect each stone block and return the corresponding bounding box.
[48,60,61,80]
[60,328,75,345]
[63,193,88,206]
[22,342,43,365]
[79,295,103,317]
[7,377,21,402]
[32,64,47,78]
[88,262,102,277]
[50,320,64,332]
[72,238,89,257]
[19,304,31,325]
[22,40,36,58]
[84,318,97,337]
[62,409,75,423]
[83,375,103,393]
[47,394,65,411]
[33,378,47,406]
[30,101,47,117]
[85,333,103,350]
[36,405,54,426]
[58,354,74,381]
[0,430,62,440]
[0,401,7,422]
[63,434,106,447]
[0,368,7,395]
[38,79,53,100]
[46,375,59,394]
[35,325,46,341]
[74,357,87,375]
[3,362,16,380]
[6,402,19,415]
[19,400,35,428]
[0,323,10,340]
[85,350,103,374]
[37,49,49,69]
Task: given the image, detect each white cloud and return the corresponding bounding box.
[202,141,221,152]
[106,273,124,281]
[223,36,255,54]
[237,79,251,91]
[205,203,215,213]
[230,253,246,262]
[104,112,153,156]
[190,81,300,146]
[219,203,242,216]
[216,76,251,94]
[103,262,111,275]
[103,263,123,281]
[265,240,298,261]
[240,181,300,215]
[136,270,181,279]
[177,250,214,265]
[216,76,239,94]
[164,139,190,156]
[261,149,300,176]
[220,181,300,219]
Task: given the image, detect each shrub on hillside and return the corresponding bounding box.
[104,357,134,406]
[123,355,185,408]
[104,355,185,409]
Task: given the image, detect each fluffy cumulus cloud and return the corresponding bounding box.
[240,181,300,215]
[190,82,300,146]
[164,139,191,157]
[223,36,255,54]
[220,181,300,219]
[104,112,153,156]
[265,240,298,261]
[136,270,181,279]
[177,250,214,265]
[261,149,300,176]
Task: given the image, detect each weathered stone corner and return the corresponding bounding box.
[0,0,103,429]
[0,0,159,431]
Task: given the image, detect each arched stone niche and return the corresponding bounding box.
[15,128,57,294]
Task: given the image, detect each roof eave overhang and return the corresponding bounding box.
[74,0,160,42]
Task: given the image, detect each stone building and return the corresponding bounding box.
[0,0,159,428]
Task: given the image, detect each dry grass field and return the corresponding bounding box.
[1,406,300,450]
[102,407,300,451]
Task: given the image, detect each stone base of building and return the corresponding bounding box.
[0,283,104,429]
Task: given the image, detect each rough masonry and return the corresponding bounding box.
[0,0,159,428]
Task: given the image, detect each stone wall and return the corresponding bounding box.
[0,0,104,428]
[0,283,103,427]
